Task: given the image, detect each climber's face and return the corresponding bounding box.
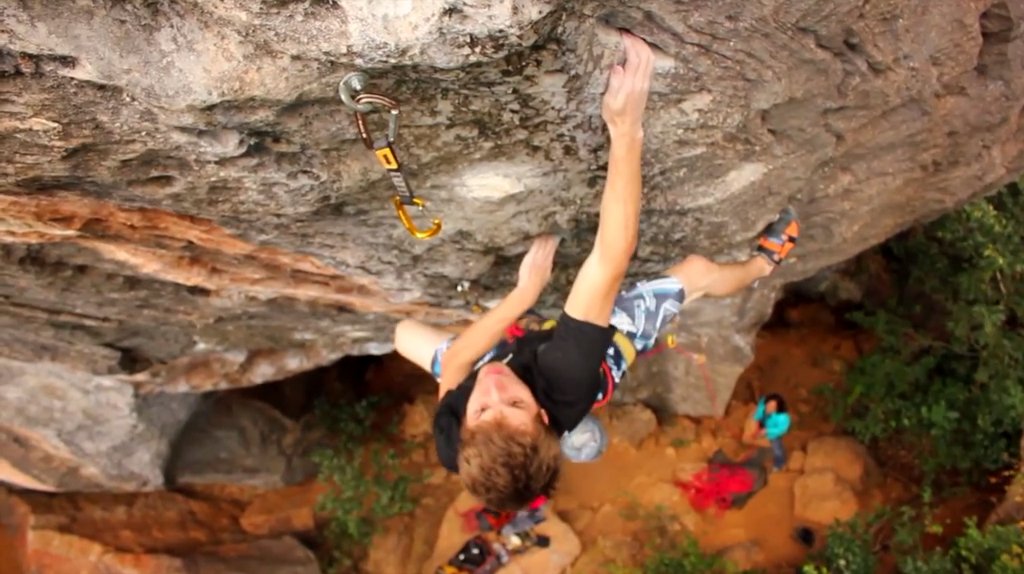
[765,399,778,414]
[465,361,548,430]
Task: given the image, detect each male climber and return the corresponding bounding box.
[393,32,800,511]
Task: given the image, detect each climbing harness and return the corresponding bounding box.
[438,498,551,574]
[338,72,442,239]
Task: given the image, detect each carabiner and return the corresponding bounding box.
[391,196,442,239]
[353,93,400,149]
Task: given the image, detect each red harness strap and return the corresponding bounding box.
[592,362,615,408]
[504,323,527,339]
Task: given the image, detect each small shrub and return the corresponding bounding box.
[802,504,1024,574]
[643,538,739,574]
[898,519,1024,574]
[801,511,883,574]
[946,519,1024,573]
[610,503,745,574]
[312,397,419,572]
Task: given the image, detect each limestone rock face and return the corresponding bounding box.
[793,470,860,526]
[15,489,251,554]
[238,481,326,538]
[0,359,198,491]
[24,531,320,574]
[2,1,1024,486]
[599,403,659,447]
[803,435,879,492]
[166,395,319,489]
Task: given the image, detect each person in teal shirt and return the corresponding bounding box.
[743,393,791,470]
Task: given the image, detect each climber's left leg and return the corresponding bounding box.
[607,207,801,359]
[665,254,772,304]
[665,206,799,304]
[606,256,772,356]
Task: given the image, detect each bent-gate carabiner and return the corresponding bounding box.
[392,196,442,239]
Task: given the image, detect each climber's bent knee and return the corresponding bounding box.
[665,254,718,304]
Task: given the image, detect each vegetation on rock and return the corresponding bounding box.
[825,179,1024,484]
[312,397,419,571]
[802,503,1024,573]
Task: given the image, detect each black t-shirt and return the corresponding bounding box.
[433,311,615,472]
[505,312,615,434]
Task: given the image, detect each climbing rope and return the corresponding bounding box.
[639,333,721,416]
[338,72,442,239]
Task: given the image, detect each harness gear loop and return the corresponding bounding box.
[347,91,442,239]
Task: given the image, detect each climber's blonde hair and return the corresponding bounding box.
[457,415,561,511]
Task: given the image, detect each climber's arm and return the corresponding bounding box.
[564,32,653,325]
[562,136,643,325]
[438,236,559,397]
[393,319,453,374]
[437,287,538,397]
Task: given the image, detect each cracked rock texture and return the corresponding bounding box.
[1,0,1023,491]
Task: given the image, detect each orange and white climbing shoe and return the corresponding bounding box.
[755,207,799,266]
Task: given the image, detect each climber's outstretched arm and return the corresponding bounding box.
[436,235,560,396]
[564,32,654,325]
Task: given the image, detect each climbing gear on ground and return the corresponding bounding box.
[675,449,769,514]
[470,496,547,535]
[436,536,500,574]
[756,206,799,265]
[338,72,442,239]
[439,498,550,574]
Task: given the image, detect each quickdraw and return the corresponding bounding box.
[338,72,442,239]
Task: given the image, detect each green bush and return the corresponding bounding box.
[825,180,1024,482]
[801,511,883,574]
[312,397,419,571]
[941,519,1024,573]
[641,538,739,574]
[608,504,745,574]
[804,504,1024,573]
